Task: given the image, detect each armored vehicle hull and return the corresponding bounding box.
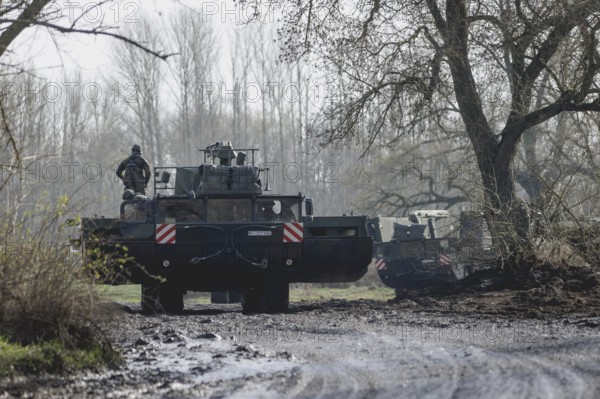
[75,142,372,313]
[80,207,371,313]
[374,241,461,290]
[84,213,371,287]
[369,212,466,291]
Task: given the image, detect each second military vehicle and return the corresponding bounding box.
[73,142,373,313]
[369,210,468,292]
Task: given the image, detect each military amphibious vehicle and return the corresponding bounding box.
[73,142,372,313]
[369,210,468,292]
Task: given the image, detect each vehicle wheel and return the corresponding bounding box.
[242,279,289,314]
[158,283,184,314]
[264,281,289,313]
[241,287,264,314]
[141,283,160,314]
[211,291,230,303]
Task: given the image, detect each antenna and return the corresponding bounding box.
[264,168,271,191]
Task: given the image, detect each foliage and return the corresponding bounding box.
[82,238,135,284]
[289,285,394,302]
[0,198,122,374]
[536,219,600,267]
[0,337,120,377]
[240,0,600,265]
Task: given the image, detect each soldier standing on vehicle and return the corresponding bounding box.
[116,144,151,195]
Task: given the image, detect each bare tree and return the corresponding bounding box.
[0,0,171,61]
[112,18,165,166]
[354,128,472,216]
[1,0,173,207]
[240,0,600,266]
[167,9,218,164]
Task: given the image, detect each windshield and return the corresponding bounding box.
[157,200,205,224]
[155,197,299,224]
[207,199,252,222]
[122,200,149,223]
[256,198,299,222]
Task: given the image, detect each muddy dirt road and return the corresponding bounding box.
[2,298,600,398]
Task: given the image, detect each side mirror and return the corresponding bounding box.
[160,171,171,184]
[305,198,313,216]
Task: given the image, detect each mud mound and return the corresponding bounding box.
[391,262,600,319]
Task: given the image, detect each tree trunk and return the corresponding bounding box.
[445,0,532,269]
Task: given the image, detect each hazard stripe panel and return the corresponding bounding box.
[283,222,303,243]
[156,224,176,244]
[375,259,387,270]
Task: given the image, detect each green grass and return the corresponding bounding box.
[98,284,395,304]
[0,337,121,377]
[290,285,395,302]
[97,263,393,304]
[96,284,146,303]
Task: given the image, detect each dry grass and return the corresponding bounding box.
[0,198,121,375]
[0,241,96,345]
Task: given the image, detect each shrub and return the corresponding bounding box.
[0,197,121,374]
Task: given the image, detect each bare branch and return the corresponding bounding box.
[0,18,176,60]
[358,0,381,41]
[0,0,50,58]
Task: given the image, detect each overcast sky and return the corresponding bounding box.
[11,0,271,77]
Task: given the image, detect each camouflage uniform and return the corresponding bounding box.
[116,145,151,195]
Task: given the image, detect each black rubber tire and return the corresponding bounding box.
[159,283,184,314]
[241,287,264,314]
[242,282,289,314]
[264,281,289,313]
[141,282,183,314]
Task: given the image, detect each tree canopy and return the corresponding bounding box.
[242,0,600,261]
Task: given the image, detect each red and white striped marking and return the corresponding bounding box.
[156,224,176,244]
[283,222,303,243]
[438,254,451,265]
[375,258,387,270]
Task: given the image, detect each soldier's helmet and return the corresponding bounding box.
[131,144,142,154]
[122,189,135,200]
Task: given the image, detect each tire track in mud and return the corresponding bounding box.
[2,301,600,398]
[240,304,600,399]
[284,347,382,399]
[369,334,596,399]
[291,365,379,399]
[255,327,462,398]
[467,340,592,399]
[115,317,302,399]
